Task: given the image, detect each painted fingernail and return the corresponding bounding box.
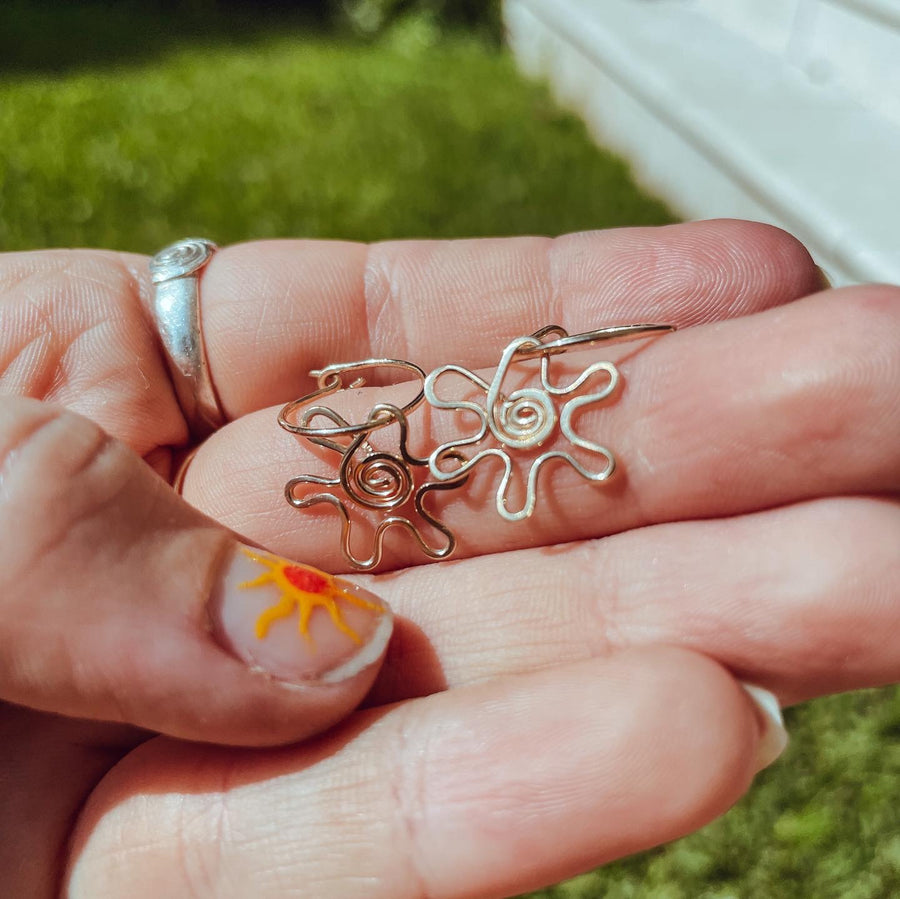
[739,681,789,772]
[210,545,393,684]
[814,264,833,291]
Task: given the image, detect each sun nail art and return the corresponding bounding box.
[238,548,383,644]
[212,544,392,684]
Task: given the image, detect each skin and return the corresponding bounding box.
[0,220,898,898]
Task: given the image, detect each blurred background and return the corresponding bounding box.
[1,1,899,896]
[0,0,674,251]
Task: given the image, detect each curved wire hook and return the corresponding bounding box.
[279,358,427,439]
[514,323,675,359]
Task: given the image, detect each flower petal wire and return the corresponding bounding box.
[285,404,467,570]
[424,333,621,521]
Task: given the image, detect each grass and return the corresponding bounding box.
[0,7,672,252]
[533,689,900,898]
[1,6,898,897]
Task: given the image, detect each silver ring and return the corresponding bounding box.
[150,238,225,438]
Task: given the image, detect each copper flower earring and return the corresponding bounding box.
[279,324,674,570]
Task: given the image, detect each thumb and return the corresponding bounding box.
[0,397,393,746]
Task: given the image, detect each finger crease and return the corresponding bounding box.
[363,243,411,365]
[389,708,435,899]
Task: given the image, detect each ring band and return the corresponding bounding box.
[511,323,675,358]
[150,238,225,439]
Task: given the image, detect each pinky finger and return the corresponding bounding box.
[68,646,787,899]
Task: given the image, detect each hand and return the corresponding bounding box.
[1,221,897,899]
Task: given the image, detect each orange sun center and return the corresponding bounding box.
[283,565,329,594]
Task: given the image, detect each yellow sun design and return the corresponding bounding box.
[239,549,383,644]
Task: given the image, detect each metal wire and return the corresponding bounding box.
[279,323,672,567]
[284,404,466,571]
[424,330,622,521]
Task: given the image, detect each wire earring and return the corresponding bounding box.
[280,324,673,569]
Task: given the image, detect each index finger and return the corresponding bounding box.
[0,221,821,451]
[138,219,822,418]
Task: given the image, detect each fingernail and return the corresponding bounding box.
[739,681,789,772]
[814,264,833,291]
[210,545,393,684]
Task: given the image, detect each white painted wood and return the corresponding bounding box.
[691,0,900,127]
[505,0,900,285]
[690,0,800,55]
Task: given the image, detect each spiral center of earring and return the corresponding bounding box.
[347,452,414,509]
[491,388,558,449]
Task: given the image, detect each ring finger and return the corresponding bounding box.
[181,284,900,571]
[362,495,900,708]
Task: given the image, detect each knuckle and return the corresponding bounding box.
[386,707,433,898]
[363,240,409,361]
[0,396,61,482]
[0,252,136,389]
[0,397,125,573]
[0,397,111,494]
[68,785,227,899]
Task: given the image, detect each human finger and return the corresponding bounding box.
[182,285,900,571]
[176,220,824,417]
[0,221,820,450]
[0,396,393,746]
[67,646,787,899]
[0,249,184,455]
[356,496,900,708]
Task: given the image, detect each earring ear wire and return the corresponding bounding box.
[279,358,427,439]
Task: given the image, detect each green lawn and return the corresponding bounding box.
[0,6,671,251]
[1,7,898,897]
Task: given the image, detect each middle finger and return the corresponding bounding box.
[183,285,900,569]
